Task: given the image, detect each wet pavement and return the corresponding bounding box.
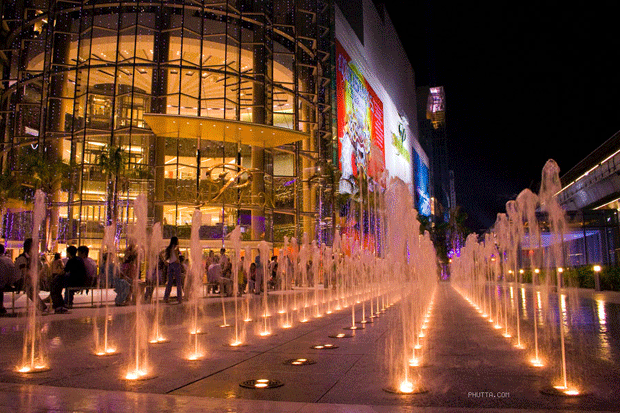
[1,283,619,412]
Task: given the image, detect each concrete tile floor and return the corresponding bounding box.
[1,284,619,412]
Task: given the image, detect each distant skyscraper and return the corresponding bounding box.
[417,86,450,220]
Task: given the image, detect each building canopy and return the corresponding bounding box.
[143,114,308,148]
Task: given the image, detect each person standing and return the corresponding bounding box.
[219,248,229,275]
[238,256,247,295]
[163,236,183,303]
[14,238,47,312]
[248,262,256,294]
[254,255,263,294]
[0,245,19,315]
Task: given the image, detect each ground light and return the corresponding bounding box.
[530,357,544,367]
[310,344,338,349]
[239,379,284,389]
[383,380,428,395]
[540,385,584,397]
[95,347,118,356]
[124,368,155,381]
[16,363,50,374]
[328,333,353,338]
[187,351,205,361]
[283,358,316,365]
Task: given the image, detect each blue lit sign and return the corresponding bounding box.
[414,151,431,217]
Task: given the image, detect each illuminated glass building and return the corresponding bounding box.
[0,0,424,252]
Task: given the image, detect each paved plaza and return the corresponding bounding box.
[1,283,619,412]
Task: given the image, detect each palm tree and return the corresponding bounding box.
[20,149,75,251]
[0,170,21,242]
[98,145,128,226]
[448,205,471,257]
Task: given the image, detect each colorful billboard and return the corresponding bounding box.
[414,150,431,217]
[336,40,385,194]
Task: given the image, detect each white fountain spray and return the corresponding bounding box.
[311,240,321,317]
[298,234,309,322]
[540,159,576,394]
[230,225,242,346]
[506,199,524,348]
[148,222,165,344]
[517,188,543,367]
[243,246,252,322]
[125,194,149,380]
[95,223,118,355]
[188,208,205,359]
[258,240,271,335]
[18,190,48,373]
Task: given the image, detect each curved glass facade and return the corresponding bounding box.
[0,0,334,250]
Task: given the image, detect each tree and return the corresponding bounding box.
[448,205,471,258]
[0,170,21,241]
[98,145,129,226]
[20,149,76,251]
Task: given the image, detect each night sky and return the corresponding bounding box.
[378,1,620,232]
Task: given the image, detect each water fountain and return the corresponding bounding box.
[382,178,436,394]
[229,225,243,346]
[243,245,252,323]
[148,223,166,344]
[539,159,580,396]
[7,173,444,398]
[187,208,205,360]
[17,190,49,374]
[258,240,271,336]
[452,160,584,397]
[94,224,119,356]
[289,237,298,315]
[517,188,544,368]
[124,194,151,380]
[506,199,524,348]
[311,240,321,318]
[324,245,333,314]
[298,234,310,323]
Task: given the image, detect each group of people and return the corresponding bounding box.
[111,236,187,306]
[204,250,283,297]
[0,238,97,315]
[0,236,308,316]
